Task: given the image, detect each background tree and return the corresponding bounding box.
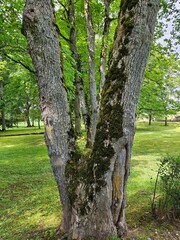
[0,59,40,129]
[138,50,180,125]
[0,60,6,131]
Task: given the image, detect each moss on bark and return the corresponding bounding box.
[66,1,137,212]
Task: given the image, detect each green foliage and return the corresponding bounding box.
[158,0,180,49]
[152,155,180,219]
[0,0,33,70]
[138,50,180,120]
[0,61,40,128]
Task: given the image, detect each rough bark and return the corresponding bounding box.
[22,0,160,239]
[68,0,160,238]
[84,0,98,144]
[99,0,111,95]
[22,0,75,232]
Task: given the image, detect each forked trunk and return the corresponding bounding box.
[67,0,160,238]
[22,0,160,239]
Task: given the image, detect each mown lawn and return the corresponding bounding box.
[126,121,180,239]
[0,126,61,240]
[0,122,179,239]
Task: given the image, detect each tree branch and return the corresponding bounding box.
[59,30,70,43]
[4,53,35,74]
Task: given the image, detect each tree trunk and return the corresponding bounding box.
[68,0,91,142]
[22,0,160,239]
[84,0,98,144]
[165,116,168,126]
[22,0,75,232]
[1,110,6,131]
[25,101,31,127]
[74,91,81,135]
[68,1,160,238]
[0,81,6,131]
[31,117,35,127]
[99,0,111,95]
[149,114,152,125]
[38,117,41,129]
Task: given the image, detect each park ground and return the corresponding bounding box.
[0,121,179,240]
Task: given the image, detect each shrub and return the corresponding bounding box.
[152,155,180,220]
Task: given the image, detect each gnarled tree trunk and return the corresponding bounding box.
[68,1,160,238]
[22,0,160,239]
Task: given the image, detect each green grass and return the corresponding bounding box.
[0,122,180,239]
[0,125,44,136]
[125,121,180,239]
[0,130,61,240]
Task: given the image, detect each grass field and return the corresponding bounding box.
[126,122,180,239]
[0,122,179,239]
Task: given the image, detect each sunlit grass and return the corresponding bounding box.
[0,122,44,136]
[125,121,180,239]
[0,130,60,240]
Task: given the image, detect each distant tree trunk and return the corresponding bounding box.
[99,0,111,95]
[1,109,6,131]
[0,81,6,131]
[165,116,168,126]
[38,117,41,129]
[31,117,35,127]
[149,114,152,125]
[25,101,31,127]
[68,0,91,142]
[23,0,160,239]
[84,0,98,144]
